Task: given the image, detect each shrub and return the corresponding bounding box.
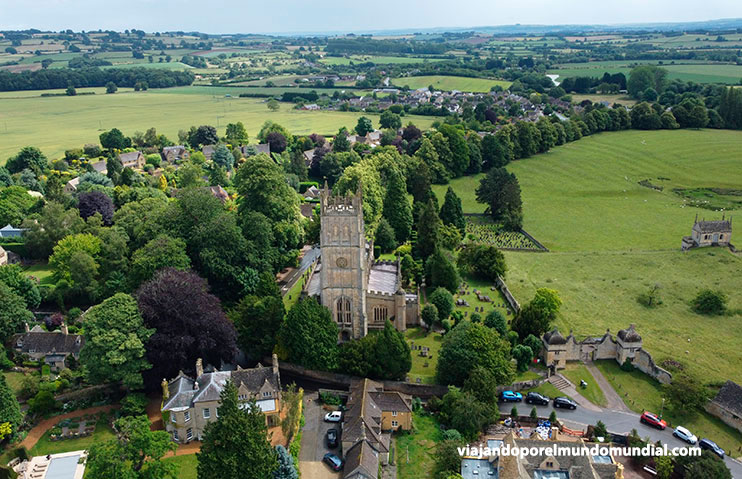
[530,407,538,419]
[620,359,635,372]
[510,406,518,417]
[690,289,727,315]
[319,391,342,406]
[549,410,557,423]
[120,392,149,416]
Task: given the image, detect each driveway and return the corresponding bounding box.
[500,402,742,478]
[299,391,341,479]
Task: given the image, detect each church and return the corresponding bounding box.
[305,184,420,341]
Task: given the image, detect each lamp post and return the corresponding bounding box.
[660,398,665,419]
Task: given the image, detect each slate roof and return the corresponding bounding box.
[367,262,399,294]
[368,391,412,413]
[118,151,142,165]
[163,373,197,410]
[712,380,742,417]
[14,331,84,356]
[617,324,642,343]
[90,160,107,174]
[202,145,216,160]
[343,439,380,479]
[300,203,315,219]
[162,146,188,158]
[255,144,271,155]
[693,220,732,233]
[543,329,567,345]
[343,379,388,453]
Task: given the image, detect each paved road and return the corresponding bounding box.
[281,246,320,296]
[500,402,742,478]
[299,391,341,479]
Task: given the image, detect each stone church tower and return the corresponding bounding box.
[319,183,368,340]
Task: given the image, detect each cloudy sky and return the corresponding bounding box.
[1,0,741,34]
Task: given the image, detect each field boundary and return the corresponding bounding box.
[463,214,549,252]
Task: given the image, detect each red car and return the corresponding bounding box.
[640,412,667,430]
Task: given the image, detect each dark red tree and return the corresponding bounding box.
[402,124,422,142]
[136,268,237,389]
[265,132,287,153]
[77,191,114,225]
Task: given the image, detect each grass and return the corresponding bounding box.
[514,370,542,382]
[0,87,437,162]
[570,94,637,107]
[453,274,512,320]
[162,454,198,479]
[30,418,116,456]
[404,328,443,385]
[561,363,607,407]
[391,75,512,92]
[23,262,55,285]
[525,381,567,400]
[3,372,25,397]
[548,62,742,84]
[282,276,305,310]
[320,55,445,66]
[395,412,441,479]
[595,360,742,455]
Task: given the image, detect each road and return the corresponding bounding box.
[281,246,320,295]
[500,402,742,478]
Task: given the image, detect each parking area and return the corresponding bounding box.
[299,391,342,479]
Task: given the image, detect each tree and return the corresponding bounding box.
[627,65,668,99]
[136,268,238,389]
[457,243,507,282]
[484,310,507,336]
[676,451,731,479]
[22,202,85,259]
[429,287,454,323]
[415,199,440,259]
[279,297,338,371]
[334,158,384,235]
[630,102,662,130]
[267,99,280,111]
[273,445,298,479]
[416,137,448,184]
[382,170,413,243]
[355,116,374,136]
[437,321,514,387]
[434,438,466,479]
[265,132,287,153]
[481,135,507,170]
[6,146,48,174]
[49,233,101,284]
[0,375,22,438]
[0,264,41,309]
[332,128,351,152]
[593,420,608,440]
[87,415,177,479]
[435,386,498,441]
[690,289,727,315]
[225,122,249,145]
[129,235,191,287]
[371,320,412,380]
[211,144,235,171]
[375,217,397,253]
[78,191,114,225]
[197,382,277,479]
[664,372,710,415]
[380,110,402,130]
[99,128,131,150]
[80,293,153,389]
[230,273,285,362]
[425,249,460,293]
[421,304,438,331]
[66,84,76,96]
[105,82,118,94]
[511,289,562,339]
[439,187,465,233]
[463,366,499,406]
[475,167,523,230]
[438,125,469,178]
[512,344,533,372]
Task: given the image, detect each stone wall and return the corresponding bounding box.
[705,402,742,434]
[632,349,672,384]
[495,275,520,313]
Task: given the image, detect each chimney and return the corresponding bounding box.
[24,322,30,333]
[272,354,279,376]
[196,358,203,378]
[61,322,68,335]
[161,379,169,400]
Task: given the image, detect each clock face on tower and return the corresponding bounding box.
[336,257,348,268]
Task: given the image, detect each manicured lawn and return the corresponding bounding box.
[514,370,542,382]
[0,88,437,163]
[452,274,512,322]
[404,328,443,385]
[525,381,567,401]
[30,418,116,456]
[391,75,511,92]
[561,363,607,407]
[395,412,441,479]
[3,372,25,397]
[595,360,742,455]
[282,276,305,311]
[22,262,55,285]
[163,454,198,479]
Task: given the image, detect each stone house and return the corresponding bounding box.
[304,184,419,341]
[161,355,282,443]
[64,177,79,194]
[682,214,732,250]
[118,151,145,169]
[13,323,84,372]
[161,146,190,164]
[0,246,7,266]
[706,380,742,433]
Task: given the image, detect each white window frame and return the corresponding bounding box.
[203,408,210,419]
[170,412,176,423]
[186,428,193,441]
[392,411,397,417]
[184,411,191,423]
[391,420,398,428]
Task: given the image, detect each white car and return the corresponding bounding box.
[324,411,342,423]
[673,426,697,445]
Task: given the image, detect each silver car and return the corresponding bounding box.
[673,426,697,445]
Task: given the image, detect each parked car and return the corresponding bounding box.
[326,428,338,449]
[673,426,697,445]
[324,411,342,422]
[698,438,725,458]
[553,397,577,409]
[525,392,550,405]
[323,453,344,471]
[500,391,523,402]
[640,412,667,430]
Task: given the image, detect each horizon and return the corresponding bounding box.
[1,0,742,35]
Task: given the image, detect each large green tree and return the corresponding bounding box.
[129,234,191,288]
[475,167,523,230]
[0,374,22,438]
[279,297,339,371]
[6,146,48,174]
[23,202,85,259]
[230,273,285,362]
[382,170,413,243]
[511,288,562,339]
[457,243,507,282]
[197,382,278,479]
[0,282,32,342]
[439,187,465,234]
[414,198,440,260]
[0,264,41,309]
[80,293,153,389]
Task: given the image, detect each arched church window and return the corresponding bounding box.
[336,297,352,324]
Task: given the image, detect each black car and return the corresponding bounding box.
[323,453,344,471]
[326,428,338,449]
[553,396,577,410]
[525,392,550,406]
[698,438,725,458]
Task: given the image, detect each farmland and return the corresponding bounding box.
[548,61,742,84]
[0,86,437,162]
[320,55,446,65]
[437,129,742,384]
[391,75,512,92]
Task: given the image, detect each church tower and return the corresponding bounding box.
[319,182,368,340]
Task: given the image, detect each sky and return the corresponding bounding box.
[1,0,741,34]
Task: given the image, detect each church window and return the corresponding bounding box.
[373,306,388,323]
[337,298,352,324]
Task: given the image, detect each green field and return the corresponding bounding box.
[395,412,441,479]
[391,75,512,92]
[321,55,445,66]
[0,87,436,162]
[549,62,742,84]
[405,328,443,385]
[163,455,198,479]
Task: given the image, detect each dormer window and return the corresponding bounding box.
[262,391,271,398]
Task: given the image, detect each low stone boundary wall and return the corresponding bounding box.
[495,275,521,313]
[633,349,672,384]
